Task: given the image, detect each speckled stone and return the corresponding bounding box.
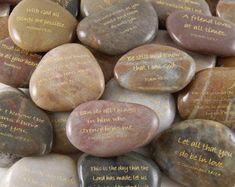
[30,44,105,112]
[0,17,8,40]
[0,152,21,168]
[77,0,158,55]
[8,0,77,52]
[152,30,216,72]
[218,56,235,67]
[51,0,79,17]
[49,112,79,154]
[3,154,79,187]
[150,0,211,28]
[217,0,235,24]
[167,11,235,56]
[78,152,161,187]
[0,86,53,156]
[0,4,10,17]
[178,68,235,131]
[0,38,41,88]
[66,100,160,157]
[151,119,235,187]
[114,44,196,93]
[102,79,176,133]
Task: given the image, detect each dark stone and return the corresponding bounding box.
[151,119,235,187]
[0,4,10,17]
[218,56,235,67]
[51,0,79,17]
[77,0,158,55]
[78,152,161,187]
[0,0,21,5]
[167,11,235,56]
[206,0,220,15]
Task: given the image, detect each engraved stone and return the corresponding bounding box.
[0,38,41,88]
[51,0,79,17]
[218,57,235,67]
[30,44,105,112]
[0,152,21,168]
[0,17,8,40]
[77,0,158,55]
[102,79,176,133]
[114,44,196,93]
[167,11,235,56]
[217,0,235,24]
[78,152,161,187]
[150,0,211,28]
[151,119,235,187]
[66,100,160,157]
[0,86,53,156]
[152,30,216,72]
[49,112,78,154]
[178,68,235,131]
[8,0,77,52]
[0,4,10,17]
[3,154,79,187]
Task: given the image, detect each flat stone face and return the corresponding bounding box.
[8,0,77,52]
[30,44,105,112]
[150,0,211,28]
[167,11,235,56]
[217,0,235,24]
[218,57,235,67]
[3,154,79,187]
[49,112,79,154]
[0,17,8,40]
[80,0,120,17]
[114,44,196,93]
[78,153,161,187]
[0,38,41,88]
[77,0,158,55]
[0,4,10,17]
[51,0,79,17]
[0,86,53,156]
[151,119,235,187]
[66,100,159,157]
[152,30,216,72]
[0,152,21,168]
[102,79,176,133]
[178,68,235,131]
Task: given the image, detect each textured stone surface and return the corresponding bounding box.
[80,0,120,17]
[150,0,211,28]
[102,79,176,133]
[167,11,235,56]
[0,152,21,168]
[78,153,161,187]
[51,0,78,17]
[0,4,10,17]
[49,112,78,154]
[66,100,159,157]
[218,56,235,67]
[0,86,53,156]
[206,0,219,15]
[178,68,235,131]
[77,0,158,55]
[115,44,196,93]
[0,38,41,87]
[30,44,105,112]
[8,0,77,52]
[151,119,235,187]
[152,30,216,72]
[217,0,235,23]
[0,17,8,40]
[3,154,79,187]
[161,174,183,187]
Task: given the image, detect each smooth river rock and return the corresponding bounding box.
[0,152,21,168]
[0,38,41,87]
[78,152,161,187]
[151,119,235,187]
[218,56,235,67]
[0,17,8,40]
[77,0,158,55]
[102,79,176,133]
[8,0,77,52]
[0,86,53,156]
[0,4,10,17]
[66,100,160,157]
[3,154,79,187]
[150,0,211,28]
[114,44,196,93]
[153,30,216,72]
[30,44,105,112]
[178,68,235,131]
[217,0,235,24]
[167,11,235,56]
[49,112,78,154]
[51,0,79,17]
[0,168,7,185]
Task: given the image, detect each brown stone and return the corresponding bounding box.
[114,44,196,93]
[217,0,235,24]
[0,0,21,5]
[152,30,216,72]
[0,4,10,17]
[218,56,235,67]
[167,11,235,56]
[206,0,219,15]
[0,17,8,40]
[66,100,160,157]
[178,68,235,131]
